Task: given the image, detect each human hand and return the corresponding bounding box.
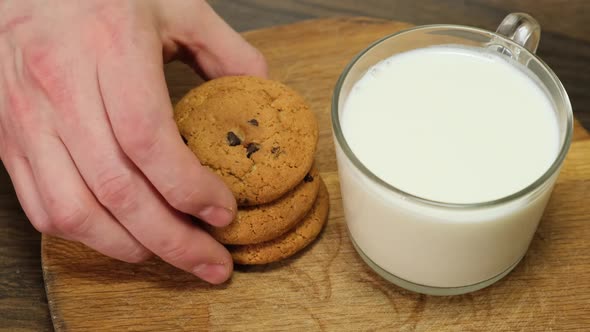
[0,0,267,284]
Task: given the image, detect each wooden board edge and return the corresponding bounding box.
[41,235,65,332]
[39,16,590,331]
[573,119,590,141]
[241,16,403,37]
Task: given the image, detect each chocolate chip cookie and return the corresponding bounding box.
[174,76,318,206]
[230,178,329,265]
[206,164,320,245]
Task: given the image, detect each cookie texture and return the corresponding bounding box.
[207,164,320,245]
[230,178,329,265]
[174,76,318,206]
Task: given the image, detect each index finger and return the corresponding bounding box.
[98,29,236,227]
[157,0,269,79]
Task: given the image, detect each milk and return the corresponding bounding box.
[337,46,560,288]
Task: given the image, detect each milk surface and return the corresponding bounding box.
[342,46,559,204]
[337,45,561,287]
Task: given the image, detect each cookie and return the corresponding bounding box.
[174,76,319,206]
[230,178,329,265]
[207,164,321,245]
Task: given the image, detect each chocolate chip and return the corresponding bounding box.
[227,131,241,146]
[246,143,260,158]
[271,146,280,154]
[304,173,314,182]
[248,119,259,126]
[181,135,188,145]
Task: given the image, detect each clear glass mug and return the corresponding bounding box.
[332,13,573,295]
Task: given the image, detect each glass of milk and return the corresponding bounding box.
[332,13,573,295]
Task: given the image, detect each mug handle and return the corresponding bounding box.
[496,13,541,53]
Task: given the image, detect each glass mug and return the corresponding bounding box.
[332,13,573,295]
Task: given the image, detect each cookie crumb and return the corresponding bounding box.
[230,179,329,265]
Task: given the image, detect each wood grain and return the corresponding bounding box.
[42,18,590,331]
[2,1,590,330]
[0,165,52,331]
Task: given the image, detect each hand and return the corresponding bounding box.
[0,0,267,284]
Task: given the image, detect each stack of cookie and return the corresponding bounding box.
[174,76,329,265]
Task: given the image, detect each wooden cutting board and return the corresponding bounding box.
[42,17,590,331]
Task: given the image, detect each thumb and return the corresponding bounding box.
[156,0,268,79]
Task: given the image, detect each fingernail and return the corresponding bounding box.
[193,263,230,284]
[197,206,234,227]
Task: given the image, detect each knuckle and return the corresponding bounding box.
[22,42,57,77]
[4,83,35,125]
[219,46,268,77]
[157,238,191,264]
[93,2,134,48]
[117,126,160,162]
[165,185,201,212]
[0,126,23,161]
[21,43,71,107]
[48,202,92,236]
[124,247,152,264]
[29,215,57,235]
[1,63,41,135]
[94,171,137,214]
[251,49,268,75]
